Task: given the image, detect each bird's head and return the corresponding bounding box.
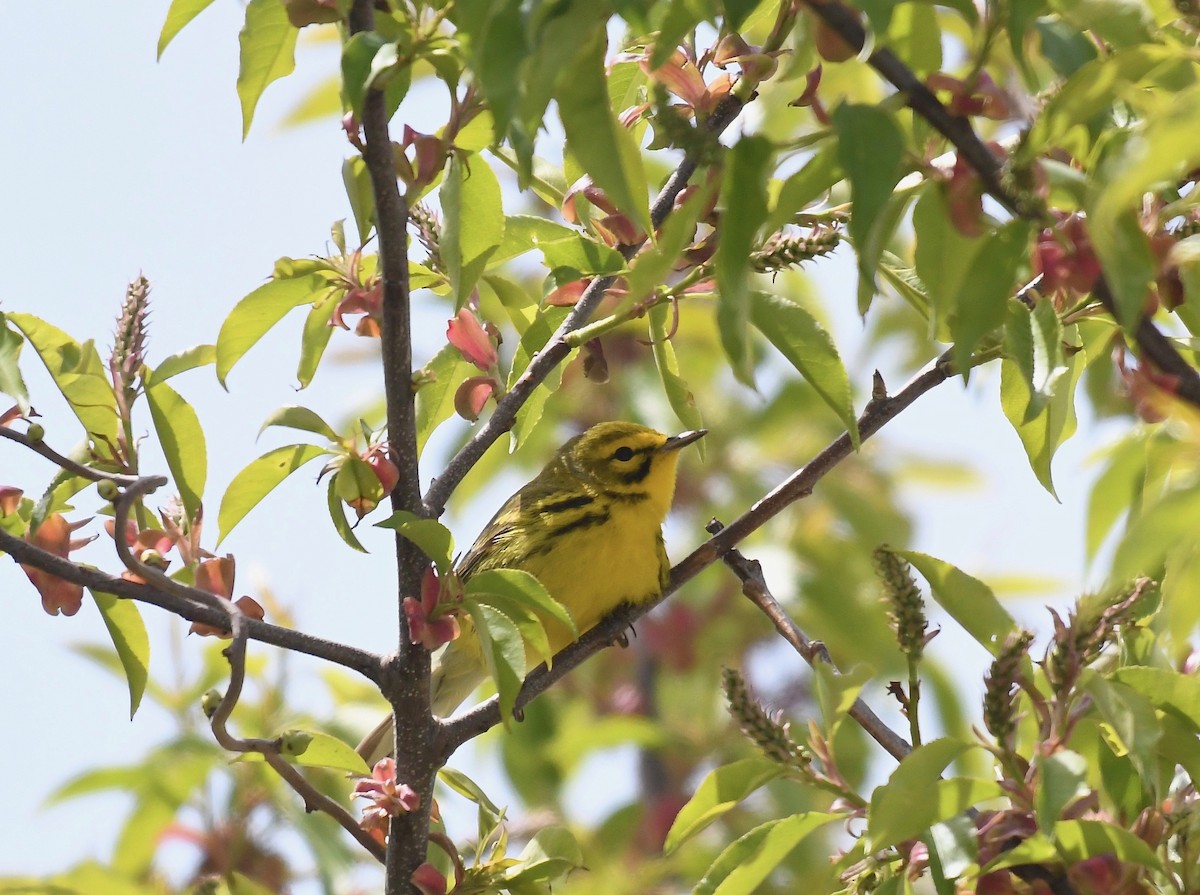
[564,421,706,518]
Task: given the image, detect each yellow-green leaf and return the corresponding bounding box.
[90,590,150,720]
[237,0,299,139]
[146,380,207,521]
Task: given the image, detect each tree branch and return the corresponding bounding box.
[704,520,911,761]
[0,527,383,680]
[422,92,747,518]
[800,0,1200,407]
[347,1,437,889]
[436,351,956,754]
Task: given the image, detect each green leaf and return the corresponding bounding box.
[238,730,369,774]
[648,304,704,452]
[716,135,773,385]
[1081,671,1161,780]
[236,0,298,139]
[557,29,650,234]
[913,185,984,335]
[695,813,839,895]
[216,274,328,387]
[296,290,339,388]
[1113,666,1200,729]
[89,590,149,720]
[1111,485,1200,581]
[146,380,207,522]
[466,568,577,639]
[1034,750,1090,831]
[217,444,331,546]
[1053,820,1164,870]
[949,222,1031,375]
[811,662,872,738]
[342,157,376,247]
[341,32,410,121]
[767,144,843,233]
[537,235,625,279]
[438,766,504,815]
[148,344,216,384]
[442,153,505,308]
[750,292,858,446]
[508,308,569,451]
[507,826,585,885]
[1085,431,1149,560]
[896,550,1017,655]
[834,104,905,307]
[468,603,525,724]
[869,739,999,849]
[258,405,340,442]
[1000,343,1080,498]
[624,179,712,308]
[158,0,218,58]
[326,474,368,553]
[927,814,978,881]
[415,343,472,450]
[0,315,30,413]
[375,510,455,574]
[456,0,525,141]
[1020,44,1178,159]
[491,215,580,268]
[1091,85,1200,326]
[664,758,785,853]
[6,313,118,445]
[1088,210,1156,330]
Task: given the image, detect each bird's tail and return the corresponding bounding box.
[355,640,488,765]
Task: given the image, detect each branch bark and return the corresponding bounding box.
[705,520,913,763]
[801,0,1200,407]
[437,351,956,754]
[422,93,747,518]
[0,526,382,679]
[347,2,436,890]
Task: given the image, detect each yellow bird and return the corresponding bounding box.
[357,421,705,763]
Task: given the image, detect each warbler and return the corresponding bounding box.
[356,420,705,763]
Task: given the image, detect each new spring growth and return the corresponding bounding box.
[111,275,150,402]
[873,547,930,659]
[721,667,810,770]
[409,201,443,274]
[982,630,1034,744]
[750,227,842,273]
[1045,578,1155,695]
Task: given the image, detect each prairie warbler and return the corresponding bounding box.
[357,421,705,762]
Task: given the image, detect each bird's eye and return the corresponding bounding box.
[612,446,635,462]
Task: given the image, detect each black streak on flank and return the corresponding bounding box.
[547,509,612,540]
[538,493,596,515]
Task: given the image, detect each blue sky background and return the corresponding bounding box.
[0,1,1123,884]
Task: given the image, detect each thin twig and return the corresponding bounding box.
[0,527,382,680]
[0,426,143,485]
[437,351,956,754]
[422,92,747,518]
[801,0,1200,407]
[704,519,912,762]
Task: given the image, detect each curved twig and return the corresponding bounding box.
[704,518,913,762]
[800,0,1200,407]
[437,350,956,755]
[422,92,748,518]
[0,527,383,680]
[0,426,144,485]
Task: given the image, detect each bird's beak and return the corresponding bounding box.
[659,429,707,452]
